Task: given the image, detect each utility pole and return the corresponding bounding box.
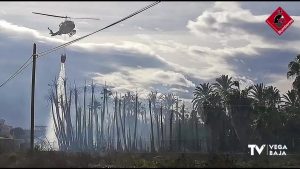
[30,43,37,151]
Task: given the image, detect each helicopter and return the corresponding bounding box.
[32,12,100,37]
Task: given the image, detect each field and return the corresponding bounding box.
[0,151,300,168]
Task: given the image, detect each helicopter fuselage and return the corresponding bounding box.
[48,20,76,37]
[59,20,75,34]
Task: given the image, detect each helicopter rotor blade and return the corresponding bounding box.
[32,12,68,19]
[70,17,100,20]
[32,12,100,20]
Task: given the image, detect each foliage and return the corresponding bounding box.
[192,53,300,152]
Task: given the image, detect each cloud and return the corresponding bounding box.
[186,2,264,39]
[267,74,293,94]
[0,19,196,127]
[186,2,300,50]
[0,20,65,44]
[92,68,195,99]
[184,1,298,91]
[0,1,299,128]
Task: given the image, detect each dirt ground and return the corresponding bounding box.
[0,151,299,168]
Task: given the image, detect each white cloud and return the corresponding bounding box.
[92,68,195,98]
[233,75,255,89]
[186,2,300,53]
[0,2,298,101]
[1,1,300,128]
[0,20,65,44]
[183,1,300,89]
[267,74,293,94]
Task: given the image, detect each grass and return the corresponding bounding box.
[0,151,299,168]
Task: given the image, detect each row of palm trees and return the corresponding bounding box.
[48,79,207,152]
[47,54,300,153]
[192,54,300,153]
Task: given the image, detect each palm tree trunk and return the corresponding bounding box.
[74,86,81,149]
[90,83,94,147]
[169,107,174,151]
[88,107,91,148]
[133,93,138,150]
[156,112,160,151]
[123,97,127,151]
[149,99,155,152]
[118,96,126,151]
[160,104,164,151]
[83,83,87,149]
[101,87,106,143]
[128,127,131,151]
[182,103,185,151]
[178,108,182,151]
[195,117,199,151]
[114,94,121,151]
[94,103,99,149]
[78,107,82,149]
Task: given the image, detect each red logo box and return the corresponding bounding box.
[266,7,294,36]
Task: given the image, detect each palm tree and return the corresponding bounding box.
[213,76,245,150]
[161,93,176,151]
[148,98,155,152]
[82,82,87,148]
[285,57,300,149]
[179,102,185,151]
[213,75,240,133]
[250,84,282,143]
[249,83,268,142]
[283,89,300,111]
[192,82,224,152]
[250,83,266,107]
[159,101,164,151]
[265,86,281,108]
[282,89,300,150]
[133,92,138,150]
[213,75,237,103]
[287,54,300,92]
[149,91,160,150]
[113,93,121,150]
[192,83,214,111]
[282,89,300,128]
[93,99,101,149]
[250,84,281,109]
[227,87,253,150]
[204,93,224,153]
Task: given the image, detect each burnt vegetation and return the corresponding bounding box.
[1,55,300,168]
[45,55,300,154]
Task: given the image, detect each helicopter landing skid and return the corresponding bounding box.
[68,30,76,37]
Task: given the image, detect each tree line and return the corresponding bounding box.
[47,55,300,153]
[192,55,300,153]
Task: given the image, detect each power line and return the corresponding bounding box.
[0,55,33,88]
[37,1,161,59]
[0,1,161,88]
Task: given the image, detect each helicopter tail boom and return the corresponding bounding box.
[48,27,62,36]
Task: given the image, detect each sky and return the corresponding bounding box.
[0,1,299,128]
